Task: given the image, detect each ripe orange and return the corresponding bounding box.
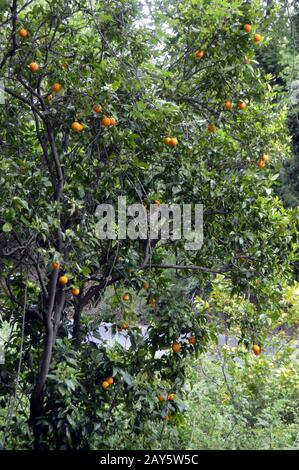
[58,275,68,286]
[158,394,164,402]
[195,50,205,59]
[143,281,150,290]
[18,28,28,38]
[52,83,61,93]
[71,122,84,132]
[109,117,116,126]
[101,117,111,127]
[52,261,60,270]
[244,24,251,33]
[224,100,233,110]
[261,153,269,163]
[29,62,39,72]
[93,104,102,113]
[188,336,197,345]
[257,159,266,169]
[208,124,217,133]
[101,381,109,390]
[121,322,129,330]
[168,393,175,401]
[252,344,261,355]
[171,342,181,353]
[123,293,130,302]
[71,287,80,296]
[238,101,246,110]
[253,33,262,43]
[164,137,172,145]
[106,377,114,385]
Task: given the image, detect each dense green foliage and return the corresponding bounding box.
[0,0,298,450]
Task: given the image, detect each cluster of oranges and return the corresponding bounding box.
[243,23,262,43]
[52,262,80,296]
[158,392,176,402]
[101,116,117,127]
[101,376,114,390]
[163,137,178,148]
[24,50,116,133]
[171,337,197,352]
[194,24,262,60]
[208,100,247,133]
[223,100,246,111]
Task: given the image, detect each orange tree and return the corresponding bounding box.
[0,0,297,449]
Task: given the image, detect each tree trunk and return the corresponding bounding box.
[29,326,54,449]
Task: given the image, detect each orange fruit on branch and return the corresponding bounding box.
[171,342,181,353]
[164,137,172,145]
[188,336,197,345]
[71,122,84,132]
[29,62,39,72]
[58,275,68,286]
[101,117,112,127]
[158,394,164,402]
[52,83,62,93]
[109,117,116,126]
[252,344,261,355]
[238,101,246,110]
[52,261,60,270]
[101,381,109,390]
[93,104,103,113]
[257,159,266,169]
[121,322,129,330]
[71,287,80,296]
[123,293,130,302]
[243,24,251,33]
[224,100,233,110]
[167,393,175,401]
[253,33,262,43]
[195,50,205,58]
[18,28,28,38]
[106,377,114,385]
